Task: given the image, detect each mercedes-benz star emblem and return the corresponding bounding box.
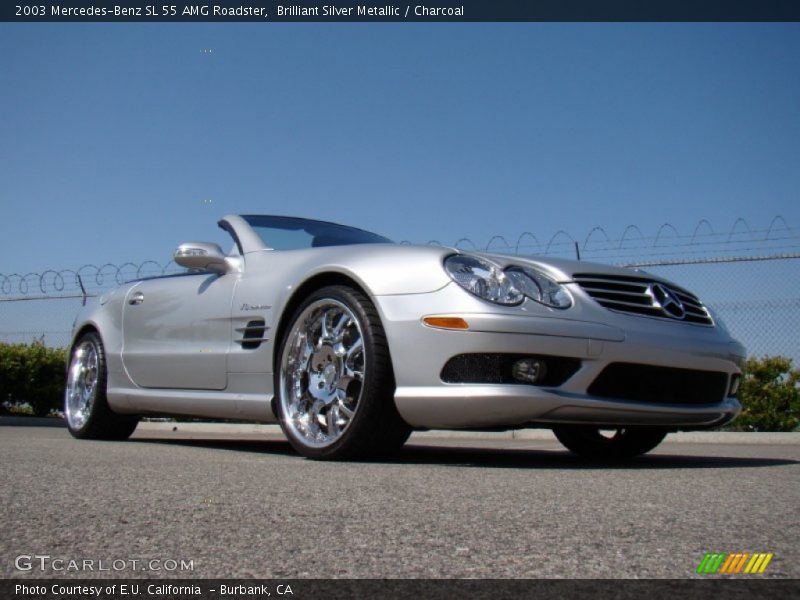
[649,283,686,319]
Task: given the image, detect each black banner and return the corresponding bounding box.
[3,579,800,600]
[3,1,800,22]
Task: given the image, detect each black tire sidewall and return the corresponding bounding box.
[553,426,667,459]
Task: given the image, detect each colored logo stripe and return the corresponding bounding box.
[697,553,726,574]
[697,552,773,574]
[720,553,748,574]
[744,553,773,574]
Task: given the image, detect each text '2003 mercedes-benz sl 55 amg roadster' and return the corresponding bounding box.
[65,215,746,460]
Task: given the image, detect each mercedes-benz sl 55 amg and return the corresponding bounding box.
[65,215,745,460]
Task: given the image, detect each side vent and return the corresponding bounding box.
[236,320,269,349]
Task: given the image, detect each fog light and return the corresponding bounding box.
[512,358,547,384]
[729,374,741,397]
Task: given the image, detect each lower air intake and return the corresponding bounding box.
[588,363,729,405]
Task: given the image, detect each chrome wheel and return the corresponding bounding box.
[65,340,99,430]
[64,332,139,440]
[279,299,365,448]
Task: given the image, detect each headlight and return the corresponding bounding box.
[505,266,572,309]
[444,255,524,305]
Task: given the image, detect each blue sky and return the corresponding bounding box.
[1,23,799,273]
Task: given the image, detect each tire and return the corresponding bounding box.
[553,426,667,459]
[64,332,139,440]
[275,285,411,460]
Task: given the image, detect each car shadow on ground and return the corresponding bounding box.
[399,444,799,470]
[130,436,799,470]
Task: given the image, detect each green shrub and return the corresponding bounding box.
[732,356,800,432]
[0,339,68,416]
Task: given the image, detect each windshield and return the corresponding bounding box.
[242,215,393,251]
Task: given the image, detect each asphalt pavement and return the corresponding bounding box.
[2,425,798,578]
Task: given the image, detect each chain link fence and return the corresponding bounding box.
[1,225,799,363]
[0,261,181,348]
[626,256,799,361]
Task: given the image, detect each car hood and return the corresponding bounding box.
[473,251,662,283]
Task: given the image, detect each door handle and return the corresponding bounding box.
[129,292,145,305]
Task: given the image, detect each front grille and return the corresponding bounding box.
[588,363,729,405]
[573,273,713,325]
[441,353,581,386]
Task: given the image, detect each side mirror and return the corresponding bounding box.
[174,242,230,274]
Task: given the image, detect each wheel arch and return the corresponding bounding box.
[272,272,373,372]
[68,323,102,356]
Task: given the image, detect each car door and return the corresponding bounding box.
[121,272,237,390]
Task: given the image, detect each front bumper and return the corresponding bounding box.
[375,284,745,430]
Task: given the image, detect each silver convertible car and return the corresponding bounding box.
[65,215,745,460]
